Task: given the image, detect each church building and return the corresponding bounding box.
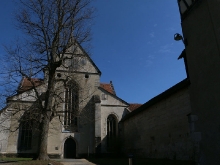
[0,44,131,158]
[1,1,220,164]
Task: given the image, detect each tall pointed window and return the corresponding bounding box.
[64,81,79,132]
[18,120,32,151]
[107,114,117,151]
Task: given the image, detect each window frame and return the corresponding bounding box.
[106,114,118,151]
[18,120,33,151]
[63,81,79,132]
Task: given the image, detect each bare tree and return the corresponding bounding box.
[0,0,94,160]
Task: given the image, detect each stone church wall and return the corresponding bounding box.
[46,73,100,158]
[0,110,11,154]
[121,86,193,160]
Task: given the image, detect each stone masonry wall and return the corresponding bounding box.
[122,87,193,160]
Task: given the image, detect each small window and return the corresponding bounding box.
[95,79,100,87]
[71,58,79,69]
[101,93,107,100]
[64,58,79,69]
[65,59,72,67]
[80,58,87,65]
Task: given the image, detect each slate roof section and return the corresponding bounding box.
[128,103,142,112]
[120,78,190,122]
[17,77,44,93]
[100,81,116,95]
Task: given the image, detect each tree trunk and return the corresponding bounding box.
[36,69,56,160]
[37,113,50,160]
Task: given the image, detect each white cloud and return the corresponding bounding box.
[166,27,176,31]
[145,60,153,67]
[143,54,156,67]
[149,32,155,38]
[159,43,174,53]
[148,55,155,59]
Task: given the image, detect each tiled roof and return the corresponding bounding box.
[18,78,116,96]
[18,78,117,97]
[100,81,116,95]
[18,77,44,93]
[128,103,142,112]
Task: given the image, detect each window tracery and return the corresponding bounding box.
[64,81,79,132]
[107,114,117,151]
[18,120,32,151]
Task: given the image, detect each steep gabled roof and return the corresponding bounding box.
[99,81,129,106]
[17,77,44,93]
[100,81,116,95]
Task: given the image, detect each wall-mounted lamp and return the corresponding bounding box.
[174,33,183,41]
[174,33,188,46]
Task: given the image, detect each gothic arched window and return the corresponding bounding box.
[64,81,79,132]
[18,121,32,151]
[107,114,118,151]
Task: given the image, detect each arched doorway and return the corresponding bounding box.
[64,138,76,158]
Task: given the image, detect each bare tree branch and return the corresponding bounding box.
[0,0,94,160]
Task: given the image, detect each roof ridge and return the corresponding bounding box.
[100,82,110,84]
[110,81,116,95]
[129,103,142,104]
[99,82,116,95]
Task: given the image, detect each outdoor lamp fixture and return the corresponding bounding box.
[174,33,187,46]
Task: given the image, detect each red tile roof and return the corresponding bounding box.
[99,81,116,95]
[18,78,117,97]
[128,103,142,112]
[18,77,44,93]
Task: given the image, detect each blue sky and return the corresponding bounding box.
[0,0,186,104]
